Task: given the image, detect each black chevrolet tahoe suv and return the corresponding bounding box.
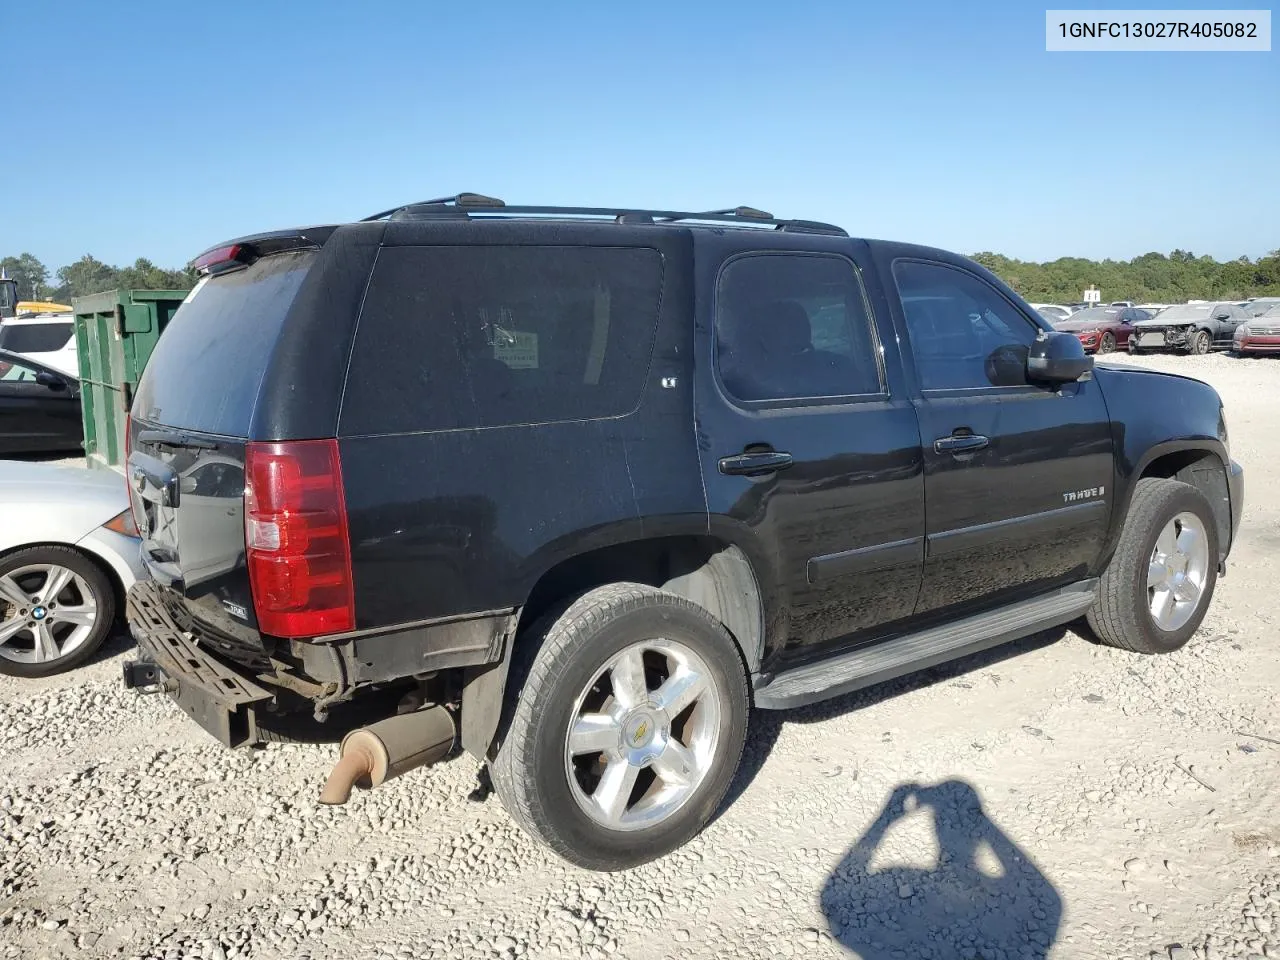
[122,194,1244,871]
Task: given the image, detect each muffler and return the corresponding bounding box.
[318,706,456,805]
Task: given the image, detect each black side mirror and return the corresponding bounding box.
[1027,331,1093,384]
[1213,313,1230,321]
[35,370,67,391]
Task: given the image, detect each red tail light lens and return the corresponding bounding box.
[244,439,355,637]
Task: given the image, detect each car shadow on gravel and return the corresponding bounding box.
[724,626,1069,812]
[821,779,1061,959]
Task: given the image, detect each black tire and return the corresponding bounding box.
[489,583,749,870]
[1189,330,1212,355]
[1098,332,1116,354]
[1086,478,1218,654]
[0,546,116,678]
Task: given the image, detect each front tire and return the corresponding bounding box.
[1086,478,1218,654]
[1098,332,1116,354]
[1189,330,1212,355]
[0,546,116,677]
[489,583,749,870]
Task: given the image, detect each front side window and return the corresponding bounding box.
[893,260,1041,391]
[715,253,882,403]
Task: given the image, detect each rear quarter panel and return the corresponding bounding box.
[337,228,706,630]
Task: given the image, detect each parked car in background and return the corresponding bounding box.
[1051,305,1149,353]
[0,461,144,677]
[1242,297,1280,318]
[1135,303,1169,316]
[0,349,84,455]
[0,312,78,377]
[1110,301,1134,308]
[1233,305,1280,355]
[1029,303,1074,323]
[1130,302,1247,354]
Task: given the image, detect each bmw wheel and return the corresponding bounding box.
[0,546,116,677]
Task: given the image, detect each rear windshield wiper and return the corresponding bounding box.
[136,428,220,451]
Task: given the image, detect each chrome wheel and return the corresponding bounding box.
[564,638,723,832]
[1146,512,1209,632]
[0,564,99,664]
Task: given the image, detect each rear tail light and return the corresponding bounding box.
[244,439,355,637]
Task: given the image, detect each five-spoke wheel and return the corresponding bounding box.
[0,547,115,677]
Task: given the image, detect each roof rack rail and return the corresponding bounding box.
[360,194,847,236]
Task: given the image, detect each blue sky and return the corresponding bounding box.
[4,1,1277,273]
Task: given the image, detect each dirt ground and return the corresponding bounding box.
[1,352,1277,960]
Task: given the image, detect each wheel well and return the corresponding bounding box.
[1139,451,1231,556]
[516,536,765,670]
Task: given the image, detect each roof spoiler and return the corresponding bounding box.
[188,226,339,275]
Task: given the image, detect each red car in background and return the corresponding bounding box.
[1234,305,1280,355]
[1048,305,1152,354]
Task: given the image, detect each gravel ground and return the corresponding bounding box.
[2,353,1278,960]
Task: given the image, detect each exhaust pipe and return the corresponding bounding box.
[318,706,455,805]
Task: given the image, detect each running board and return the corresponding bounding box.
[753,580,1097,710]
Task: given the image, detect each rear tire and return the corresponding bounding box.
[0,546,116,678]
[489,583,749,870]
[1086,478,1218,654]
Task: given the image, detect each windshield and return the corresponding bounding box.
[132,252,315,437]
[1155,304,1213,321]
[1056,307,1119,326]
[0,321,75,353]
[1244,298,1280,317]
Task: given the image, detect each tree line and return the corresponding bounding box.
[970,249,1280,304]
[4,247,1279,309]
[0,252,195,304]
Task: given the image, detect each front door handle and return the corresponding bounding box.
[718,451,794,476]
[934,434,989,454]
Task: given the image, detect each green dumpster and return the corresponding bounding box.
[72,288,191,472]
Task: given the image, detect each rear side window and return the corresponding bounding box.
[715,253,882,403]
[340,245,664,435]
[132,253,314,436]
[0,322,74,353]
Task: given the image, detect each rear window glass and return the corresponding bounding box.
[132,252,314,436]
[0,321,74,353]
[340,245,664,435]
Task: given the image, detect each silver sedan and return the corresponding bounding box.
[0,460,145,677]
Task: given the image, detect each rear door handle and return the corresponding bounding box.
[934,434,989,454]
[718,451,794,476]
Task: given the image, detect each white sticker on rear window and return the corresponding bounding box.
[494,330,539,369]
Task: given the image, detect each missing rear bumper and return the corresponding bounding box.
[124,582,273,748]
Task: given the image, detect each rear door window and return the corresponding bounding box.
[340,245,664,435]
[714,253,883,403]
[132,252,315,436]
[0,322,74,353]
